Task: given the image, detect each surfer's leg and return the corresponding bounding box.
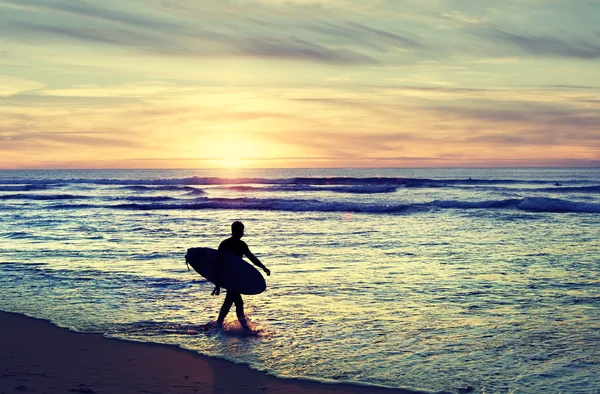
[233,293,250,330]
[217,292,235,323]
[233,293,245,319]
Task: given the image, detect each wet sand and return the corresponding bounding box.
[0,311,439,394]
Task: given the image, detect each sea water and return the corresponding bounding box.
[0,168,598,393]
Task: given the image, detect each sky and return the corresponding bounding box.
[1,0,599,169]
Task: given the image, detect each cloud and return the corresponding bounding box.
[0,0,436,67]
[4,93,142,107]
[225,35,378,64]
[259,130,423,158]
[0,17,164,48]
[480,27,600,59]
[439,11,489,25]
[0,131,143,151]
[2,0,599,68]
[0,14,378,65]
[344,21,425,50]
[0,76,44,96]
[1,0,172,29]
[426,102,600,150]
[432,103,600,129]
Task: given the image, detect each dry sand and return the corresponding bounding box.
[0,311,436,394]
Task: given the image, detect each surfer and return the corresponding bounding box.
[212,221,270,330]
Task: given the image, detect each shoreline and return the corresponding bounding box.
[0,311,447,394]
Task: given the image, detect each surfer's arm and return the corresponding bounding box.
[244,246,270,276]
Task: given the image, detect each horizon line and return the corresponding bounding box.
[1,165,599,171]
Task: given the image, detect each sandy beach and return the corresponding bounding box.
[0,311,432,394]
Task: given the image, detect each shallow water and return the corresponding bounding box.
[1,168,599,393]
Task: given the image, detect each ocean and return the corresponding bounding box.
[1,168,598,393]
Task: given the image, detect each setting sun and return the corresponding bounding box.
[217,157,244,169]
[198,134,268,167]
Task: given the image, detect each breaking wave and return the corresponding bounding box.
[516,197,600,213]
[534,185,600,193]
[119,185,205,193]
[123,196,177,202]
[0,194,88,201]
[0,184,51,192]
[224,184,398,194]
[185,188,206,196]
[43,196,600,214]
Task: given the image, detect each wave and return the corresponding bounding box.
[85,197,413,213]
[533,185,600,193]
[0,177,292,186]
[432,197,599,212]
[1,231,31,239]
[0,194,88,201]
[224,184,398,194]
[331,185,398,193]
[429,197,599,213]
[46,196,600,214]
[0,184,51,192]
[120,185,160,191]
[47,203,97,209]
[124,196,176,202]
[2,176,592,187]
[431,199,522,209]
[516,197,600,213]
[120,185,205,193]
[185,188,206,196]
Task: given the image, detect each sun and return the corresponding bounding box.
[217,157,244,168]
[199,133,266,168]
[194,132,284,169]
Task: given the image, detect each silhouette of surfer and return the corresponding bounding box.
[212,221,270,330]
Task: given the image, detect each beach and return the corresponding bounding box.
[0,311,426,394]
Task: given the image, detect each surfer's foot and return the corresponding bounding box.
[239,318,251,331]
[201,321,224,331]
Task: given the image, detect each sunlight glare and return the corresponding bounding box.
[217,157,244,168]
[198,133,275,169]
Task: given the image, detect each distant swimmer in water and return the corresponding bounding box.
[554,182,562,186]
[212,221,270,330]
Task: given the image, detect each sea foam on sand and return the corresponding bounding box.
[0,311,446,394]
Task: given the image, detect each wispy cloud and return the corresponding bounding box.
[0,75,44,96]
[482,27,600,59]
[1,14,379,65]
[2,0,172,28]
[0,131,142,149]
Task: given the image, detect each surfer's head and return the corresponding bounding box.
[231,221,244,239]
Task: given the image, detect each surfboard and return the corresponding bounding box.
[185,247,267,295]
